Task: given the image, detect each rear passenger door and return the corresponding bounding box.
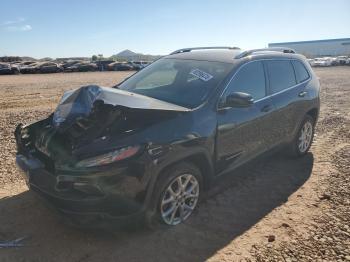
[265,59,310,144]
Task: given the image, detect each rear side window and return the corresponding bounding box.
[266,60,296,93]
[223,61,266,100]
[292,60,310,83]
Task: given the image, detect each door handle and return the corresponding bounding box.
[261,105,273,112]
[298,91,307,97]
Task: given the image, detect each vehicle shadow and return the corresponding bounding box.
[0,153,314,262]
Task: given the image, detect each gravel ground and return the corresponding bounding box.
[0,68,349,261]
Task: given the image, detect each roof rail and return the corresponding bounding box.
[235,47,296,59]
[170,46,240,55]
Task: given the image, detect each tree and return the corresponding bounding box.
[91,55,98,61]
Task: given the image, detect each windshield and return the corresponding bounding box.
[118,58,233,108]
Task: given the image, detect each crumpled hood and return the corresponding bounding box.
[25,85,189,164]
[53,85,189,128]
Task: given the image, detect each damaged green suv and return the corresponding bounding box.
[15,47,320,228]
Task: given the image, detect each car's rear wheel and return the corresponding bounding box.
[289,115,315,157]
[147,162,202,227]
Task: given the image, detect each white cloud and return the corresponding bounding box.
[21,24,32,31]
[1,18,31,32]
[1,17,25,26]
[5,24,32,32]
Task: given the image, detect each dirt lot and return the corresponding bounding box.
[0,68,349,262]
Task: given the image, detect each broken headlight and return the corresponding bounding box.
[75,145,141,168]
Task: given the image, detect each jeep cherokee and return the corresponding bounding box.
[15,46,320,227]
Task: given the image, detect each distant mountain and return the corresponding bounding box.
[116,49,137,57]
[111,49,162,62]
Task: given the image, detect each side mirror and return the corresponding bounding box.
[225,92,254,108]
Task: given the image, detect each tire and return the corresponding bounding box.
[146,162,202,228]
[12,69,20,75]
[288,115,315,157]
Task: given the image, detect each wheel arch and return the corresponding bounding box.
[156,152,214,191]
[306,108,319,123]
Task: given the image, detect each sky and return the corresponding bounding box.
[1,0,349,58]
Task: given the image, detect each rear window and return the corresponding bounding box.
[266,60,296,93]
[292,60,310,83]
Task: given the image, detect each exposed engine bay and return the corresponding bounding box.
[15,85,189,169]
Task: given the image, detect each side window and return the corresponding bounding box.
[223,61,266,101]
[292,60,310,83]
[266,60,296,93]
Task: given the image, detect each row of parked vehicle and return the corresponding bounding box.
[307,56,350,67]
[0,60,151,75]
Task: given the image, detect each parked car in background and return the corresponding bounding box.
[328,57,338,66]
[37,62,63,73]
[129,61,151,70]
[65,62,98,72]
[307,59,315,67]
[19,62,62,74]
[15,47,320,228]
[108,62,134,71]
[61,60,81,70]
[0,63,20,75]
[20,61,37,66]
[79,62,98,72]
[64,63,80,72]
[336,56,348,65]
[126,61,142,70]
[346,58,350,65]
[313,57,332,67]
[93,60,114,71]
[20,62,40,74]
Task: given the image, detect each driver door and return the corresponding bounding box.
[216,61,276,174]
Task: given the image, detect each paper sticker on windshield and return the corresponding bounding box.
[190,69,213,82]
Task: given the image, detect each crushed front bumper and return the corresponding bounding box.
[16,153,147,229]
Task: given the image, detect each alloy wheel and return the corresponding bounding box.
[298,121,313,153]
[160,174,199,226]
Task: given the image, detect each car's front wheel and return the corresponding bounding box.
[148,162,202,227]
[160,173,200,225]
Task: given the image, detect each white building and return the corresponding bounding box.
[268,38,350,57]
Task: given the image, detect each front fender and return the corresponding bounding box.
[141,137,215,208]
